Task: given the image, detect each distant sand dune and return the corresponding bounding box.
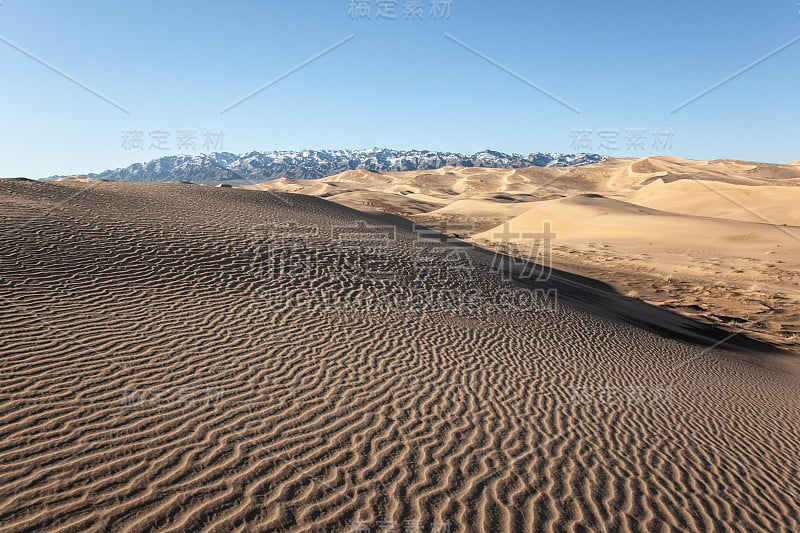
[626,178,800,225]
[1,179,799,531]
[476,193,799,254]
[252,156,800,349]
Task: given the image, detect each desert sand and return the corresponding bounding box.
[251,156,800,350]
[1,177,799,531]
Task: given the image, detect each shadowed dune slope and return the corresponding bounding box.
[250,157,800,349]
[1,179,799,532]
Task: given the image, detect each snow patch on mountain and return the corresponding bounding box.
[50,148,605,184]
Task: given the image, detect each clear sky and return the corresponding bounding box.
[1,0,798,178]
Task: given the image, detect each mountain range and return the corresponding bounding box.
[50,148,605,184]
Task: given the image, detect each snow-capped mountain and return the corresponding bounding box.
[52,148,605,184]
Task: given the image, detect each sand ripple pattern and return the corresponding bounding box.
[0,180,799,532]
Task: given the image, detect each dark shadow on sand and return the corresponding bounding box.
[369,211,782,355]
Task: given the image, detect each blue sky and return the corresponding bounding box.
[1,0,798,178]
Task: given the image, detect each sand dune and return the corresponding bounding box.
[473,194,800,343]
[1,178,799,531]
[250,156,800,202]
[476,193,797,252]
[626,179,800,225]
[252,156,800,349]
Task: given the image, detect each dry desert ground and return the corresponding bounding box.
[1,172,799,532]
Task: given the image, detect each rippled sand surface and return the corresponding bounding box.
[1,179,798,532]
